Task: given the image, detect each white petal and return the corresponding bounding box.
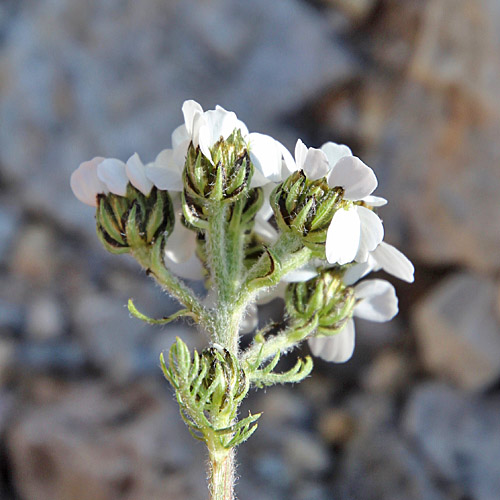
[248,133,283,184]
[354,279,398,322]
[279,141,297,178]
[362,195,387,207]
[294,139,309,171]
[320,141,352,166]
[165,216,197,264]
[181,100,203,136]
[235,118,249,138]
[97,158,128,196]
[327,156,378,200]
[325,207,361,265]
[126,153,153,196]
[343,261,373,286]
[303,148,329,180]
[164,251,204,280]
[355,206,384,262]
[70,157,107,206]
[204,106,239,145]
[146,149,184,191]
[256,282,287,305]
[371,242,415,283]
[282,263,318,282]
[240,303,258,334]
[308,319,355,363]
[171,124,190,149]
[256,183,275,221]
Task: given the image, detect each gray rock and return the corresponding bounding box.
[334,393,448,500]
[25,294,65,340]
[0,202,19,264]
[73,292,150,381]
[0,297,24,334]
[7,381,206,500]
[16,340,87,375]
[335,429,448,500]
[413,272,500,391]
[366,0,500,271]
[404,382,500,500]
[0,340,15,386]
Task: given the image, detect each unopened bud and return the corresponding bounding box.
[285,269,355,335]
[271,171,343,251]
[96,185,174,254]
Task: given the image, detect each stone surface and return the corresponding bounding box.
[325,0,376,22]
[333,392,448,500]
[413,272,500,391]
[362,349,413,394]
[73,292,151,381]
[25,294,65,340]
[0,201,19,264]
[404,383,500,500]
[367,0,500,271]
[7,381,206,500]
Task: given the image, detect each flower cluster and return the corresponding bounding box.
[71,99,414,366]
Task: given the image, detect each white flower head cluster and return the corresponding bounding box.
[71,99,414,364]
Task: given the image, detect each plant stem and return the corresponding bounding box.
[206,202,244,350]
[209,448,235,500]
[132,244,211,330]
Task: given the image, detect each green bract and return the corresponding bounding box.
[96,185,174,254]
[285,269,356,336]
[271,170,344,252]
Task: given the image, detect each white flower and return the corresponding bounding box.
[292,139,383,266]
[163,194,204,281]
[343,241,415,285]
[308,278,398,363]
[155,100,293,190]
[70,157,107,206]
[71,153,157,205]
[125,153,154,196]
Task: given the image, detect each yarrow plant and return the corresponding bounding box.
[71,100,414,500]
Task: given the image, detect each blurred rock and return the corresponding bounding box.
[334,392,447,500]
[283,431,331,476]
[335,428,448,500]
[7,381,206,500]
[0,202,19,264]
[317,408,356,446]
[0,297,24,334]
[10,224,57,285]
[73,292,150,381]
[362,349,413,394]
[411,0,500,112]
[324,0,376,22]
[413,272,500,391]
[25,294,65,340]
[369,0,500,271]
[0,339,15,386]
[404,383,500,500]
[16,340,87,375]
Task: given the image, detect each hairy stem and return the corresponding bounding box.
[209,449,235,500]
[132,244,212,330]
[243,318,319,368]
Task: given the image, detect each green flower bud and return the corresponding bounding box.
[182,129,252,226]
[285,269,355,336]
[96,185,174,254]
[271,171,343,251]
[161,338,259,448]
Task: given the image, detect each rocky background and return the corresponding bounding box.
[1,0,500,499]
